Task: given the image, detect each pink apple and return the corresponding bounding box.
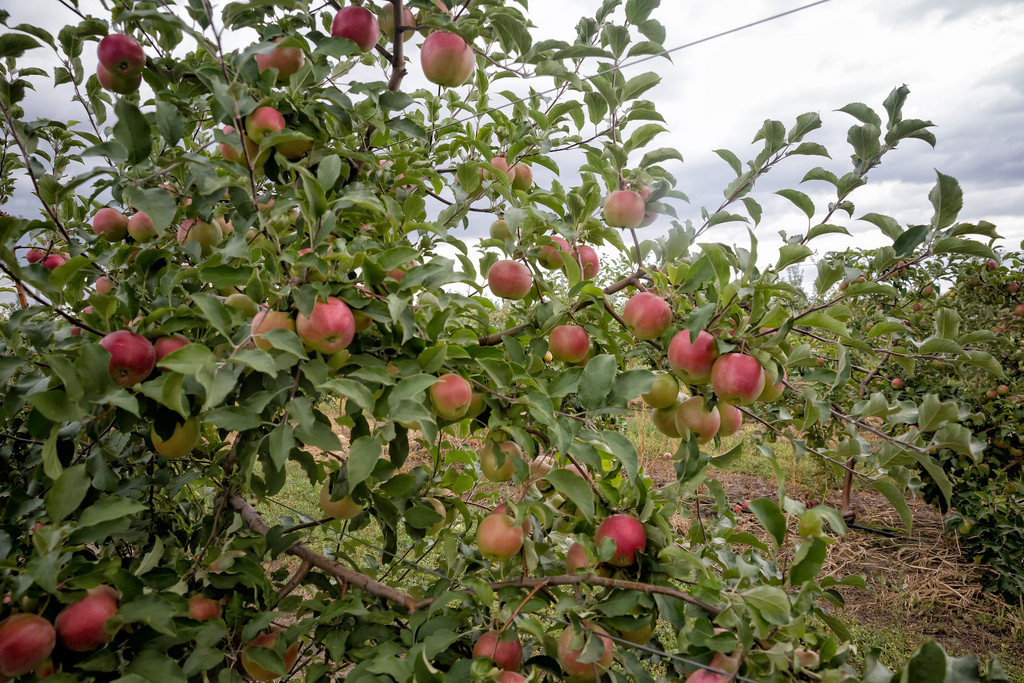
[154,335,191,363]
[758,368,786,403]
[483,156,516,183]
[0,613,56,678]
[711,353,766,405]
[420,31,476,87]
[674,396,721,444]
[573,245,599,279]
[95,275,114,294]
[496,672,527,683]
[332,6,380,52]
[685,669,727,682]
[42,253,67,270]
[557,623,614,679]
[254,38,304,80]
[623,292,672,340]
[92,207,129,241]
[219,125,259,163]
[100,330,156,386]
[176,219,223,255]
[480,439,524,481]
[489,219,513,240]
[487,259,533,300]
[668,329,719,384]
[716,402,743,438]
[245,106,286,144]
[127,211,157,241]
[296,297,355,354]
[477,512,524,560]
[187,595,222,621]
[538,235,572,269]
[603,189,645,228]
[54,586,120,652]
[566,541,590,572]
[891,378,904,389]
[549,325,590,363]
[241,629,299,681]
[97,34,145,77]
[25,248,45,264]
[251,309,296,351]
[472,630,522,671]
[1015,304,1024,316]
[429,373,473,420]
[511,163,533,191]
[594,514,646,566]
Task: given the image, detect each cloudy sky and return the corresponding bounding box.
[4,0,1023,290]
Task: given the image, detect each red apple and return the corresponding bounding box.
[557,623,614,680]
[254,38,304,80]
[711,353,766,405]
[96,63,140,93]
[594,514,646,567]
[152,417,200,459]
[245,106,286,144]
[100,330,156,386]
[477,513,524,560]
[623,292,672,340]
[911,301,922,312]
[794,647,820,669]
[480,439,524,481]
[296,297,355,354]
[573,245,599,279]
[97,34,145,77]
[603,189,645,229]
[125,211,157,241]
[0,613,56,678]
[92,207,129,241]
[154,335,191,363]
[642,371,679,409]
[674,396,721,444]
[472,630,522,671]
[320,482,363,519]
[241,629,299,681]
[495,672,527,683]
[986,388,998,399]
[668,329,719,384]
[891,378,904,389]
[430,373,473,420]
[54,586,119,652]
[489,219,512,240]
[511,163,533,191]
[420,31,476,87]
[686,669,727,682]
[25,248,45,264]
[42,253,67,270]
[1006,282,1020,293]
[549,325,590,363]
[251,309,296,351]
[538,235,572,269]
[487,260,533,300]
[379,7,416,42]
[716,402,742,438]
[987,260,998,271]
[95,275,114,294]
[187,595,222,621]
[331,6,380,52]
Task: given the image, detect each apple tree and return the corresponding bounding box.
[0,0,1011,681]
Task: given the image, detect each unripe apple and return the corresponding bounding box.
[187,595,222,621]
[0,613,56,678]
[245,106,286,144]
[642,371,679,409]
[668,329,719,384]
[480,439,524,481]
[177,219,223,255]
[219,125,259,163]
[549,325,590,363]
[573,244,599,279]
[511,163,533,191]
[477,512,524,560]
[603,189,645,229]
[711,353,766,405]
[241,629,299,681]
[320,482,363,520]
[95,275,114,294]
[674,396,721,444]
[420,31,476,87]
[623,292,672,340]
[430,372,473,420]
[566,541,590,572]
[472,630,523,671]
[225,292,260,317]
[489,219,512,240]
[254,38,304,80]
[487,259,533,300]
[557,623,614,680]
[154,335,191,363]
[251,309,296,351]
[484,156,516,183]
[42,253,67,270]
[538,235,572,269]
[716,402,743,438]
[652,403,683,438]
[595,514,646,566]
[379,7,416,42]
[100,330,156,386]
[758,368,786,403]
[296,297,355,354]
[332,6,380,52]
[92,207,129,241]
[126,211,157,241]
[54,586,119,652]
[151,417,200,459]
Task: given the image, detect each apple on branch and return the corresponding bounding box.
[331,6,380,52]
[100,330,156,386]
[472,629,523,671]
[487,259,533,300]
[96,34,145,94]
[54,585,120,652]
[557,622,614,680]
[674,396,721,444]
[538,235,572,269]
[622,292,672,340]
[255,37,304,81]
[668,329,719,384]
[711,353,766,405]
[420,31,476,87]
[296,297,355,354]
[477,509,524,561]
[429,372,473,420]
[603,189,645,229]
[480,438,524,481]
[92,207,129,241]
[549,325,590,364]
[0,613,56,678]
[594,514,646,566]
[251,309,296,351]
[241,629,299,681]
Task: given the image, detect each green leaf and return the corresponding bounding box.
[122,186,177,232]
[838,102,881,127]
[347,435,383,485]
[0,33,42,58]
[928,171,962,230]
[545,469,595,520]
[114,99,152,165]
[872,479,912,533]
[28,390,82,422]
[847,123,881,164]
[42,426,61,480]
[918,393,958,432]
[713,149,741,176]
[158,343,217,375]
[789,537,826,585]
[932,237,993,259]
[797,310,849,337]
[742,585,791,625]
[776,244,813,270]
[45,464,90,523]
[775,189,815,219]
[858,212,903,241]
[748,497,786,547]
[79,497,146,527]
[206,406,263,431]
[902,640,947,683]
[155,101,183,145]
[602,431,639,484]
[578,354,617,410]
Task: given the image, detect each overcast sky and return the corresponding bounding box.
[4,0,1023,293]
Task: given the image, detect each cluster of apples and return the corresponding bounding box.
[645,328,785,443]
[91,206,157,243]
[486,233,599,303]
[24,247,68,270]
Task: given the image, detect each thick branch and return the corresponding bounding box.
[227,493,419,612]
